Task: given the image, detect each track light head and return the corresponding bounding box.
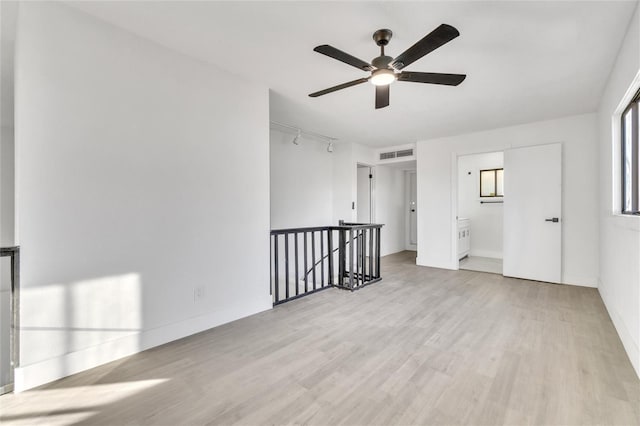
[327,142,334,153]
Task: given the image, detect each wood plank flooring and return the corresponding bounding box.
[1,251,638,425]
[459,256,503,275]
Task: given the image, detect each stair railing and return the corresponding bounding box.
[270,223,382,305]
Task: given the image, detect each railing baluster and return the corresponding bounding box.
[376,227,381,278]
[294,232,299,296]
[320,230,325,288]
[339,229,345,287]
[312,231,317,290]
[356,230,360,288]
[360,230,365,287]
[356,231,361,287]
[304,232,308,293]
[371,228,376,280]
[328,229,334,286]
[362,229,367,286]
[285,233,290,299]
[348,228,354,290]
[368,228,373,281]
[274,235,279,303]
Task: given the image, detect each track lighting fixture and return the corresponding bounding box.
[269,121,337,151]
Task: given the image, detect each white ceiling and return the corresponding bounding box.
[67,1,636,147]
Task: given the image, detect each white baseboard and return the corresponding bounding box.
[381,247,407,257]
[14,297,272,392]
[561,274,598,288]
[598,279,639,379]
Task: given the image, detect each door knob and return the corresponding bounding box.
[545,217,559,223]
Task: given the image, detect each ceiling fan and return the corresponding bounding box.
[309,24,466,109]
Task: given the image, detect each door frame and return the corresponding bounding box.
[356,163,375,223]
[451,148,506,271]
[405,170,417,251]
[451,143,563,275]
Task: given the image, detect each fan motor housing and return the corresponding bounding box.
[371,55,394,69]
[373,29,393,46]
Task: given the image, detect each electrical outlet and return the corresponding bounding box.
[194,286,205,302]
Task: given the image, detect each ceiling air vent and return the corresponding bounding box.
[380,151,397,160]
[380,148,414,161]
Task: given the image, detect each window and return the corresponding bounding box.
[480,168,504,197]
[622,94,640,215]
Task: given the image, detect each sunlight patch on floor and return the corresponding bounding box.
[0,379,168,426]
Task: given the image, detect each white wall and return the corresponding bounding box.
[0,0,17,391]
[351,143,377,224]
[331,141,353,224]
[347,143,407,256]
[375,165,406,256]
[596,3,640,377]
[0,127,13,390]
[270,129,333,229]
[416,113,599,288]
[331,141,376,224]
[457,152,504,259]
[271,136,405,256]
[269,133,373,228]
[14,2,271,391]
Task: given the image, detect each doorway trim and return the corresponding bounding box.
[405,170,417,251]
[356,162,375,223]
[451,149,506,271]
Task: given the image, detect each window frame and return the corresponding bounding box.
[479,168,504,198]
[621,92,640,215]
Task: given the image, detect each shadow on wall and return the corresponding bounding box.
[19,273,143,384]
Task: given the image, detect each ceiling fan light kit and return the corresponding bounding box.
[370,68,396,86]
[309,24,466,109]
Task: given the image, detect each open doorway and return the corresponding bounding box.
[456,151,504,274]
[357,164,374,223]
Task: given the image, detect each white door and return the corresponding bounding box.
[503,143,562,283]
[408,172,417,246]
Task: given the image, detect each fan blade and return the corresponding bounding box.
[391,24,460,70]
[397,72,466,86]
[314,45,374,71]
[309,78,370,97]
[375,85,390,109]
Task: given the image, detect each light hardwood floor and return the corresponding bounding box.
[1,251,638,425]
[459,256,503,275]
